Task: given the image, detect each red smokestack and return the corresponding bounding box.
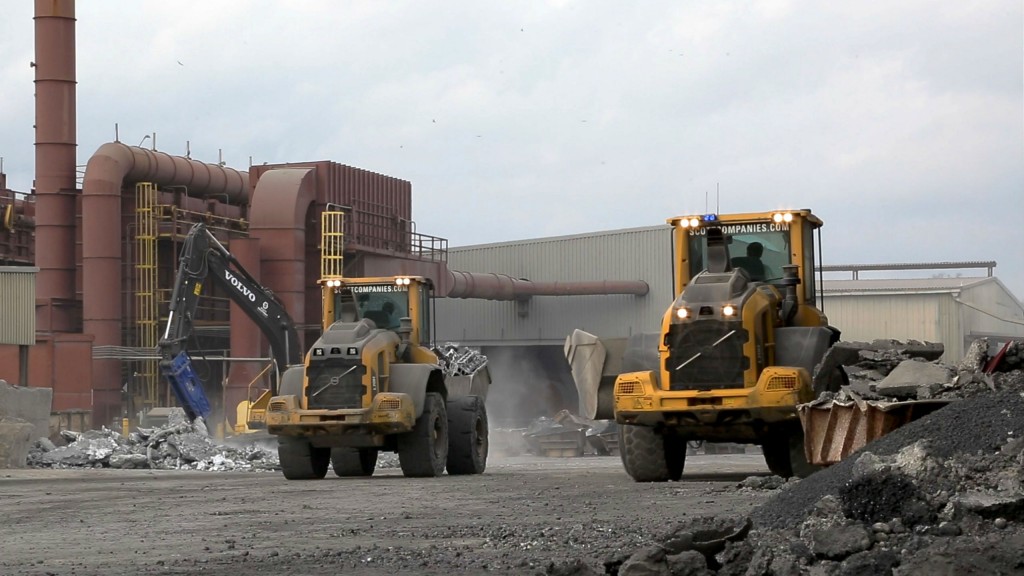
[34,0,77,331]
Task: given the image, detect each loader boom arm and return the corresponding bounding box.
[158,223,302,421]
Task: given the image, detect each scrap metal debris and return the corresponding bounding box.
[523,410,620,457]
[433,343,488,377]
[27,408,279,471]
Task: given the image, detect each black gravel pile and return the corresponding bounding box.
[753,381,1024,530]
[591,371,1024,575]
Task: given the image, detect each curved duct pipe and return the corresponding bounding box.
[247,168,318,349]
[446,270,649,300]
[82,142,250,424]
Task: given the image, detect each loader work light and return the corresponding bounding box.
[722,305,736,317]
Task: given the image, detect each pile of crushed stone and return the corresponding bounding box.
[27,409,280,471]
[547,340,1024,575]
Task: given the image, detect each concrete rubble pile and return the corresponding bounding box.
[26,408,280,472]
[810,338,1024,404]
[548,339,1024,575]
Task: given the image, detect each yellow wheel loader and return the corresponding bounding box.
[574,209,844,480]
[264,211,490,480]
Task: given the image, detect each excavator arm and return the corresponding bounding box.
[158,223,302,422]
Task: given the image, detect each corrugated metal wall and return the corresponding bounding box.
[0,267,37,345]
[435,226,673,345]
[820,279,1024,363]
[959,280,1024,354]
[820,292,949,345]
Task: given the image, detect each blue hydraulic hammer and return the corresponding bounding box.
[160,351,212,422]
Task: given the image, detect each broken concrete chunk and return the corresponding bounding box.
[950,491,1024,521]
[810,524,873,560]
[0,418,36,468]
[0,381,53,441]
[875,360,952,399]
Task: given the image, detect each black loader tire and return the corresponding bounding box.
[763,428,819,479]
[446,396,488,475]
[278,436,329,480]
[619,424,686,482]
[398,392,448,477]
[331,448,378,477]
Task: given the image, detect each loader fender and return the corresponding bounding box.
[279,365,305,399]
[389,364,441,418]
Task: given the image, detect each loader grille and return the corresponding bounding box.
[665,320,748,390]
[305,359,366,410]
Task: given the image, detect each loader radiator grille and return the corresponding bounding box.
[665,320,748,390]
[305,359,366,410]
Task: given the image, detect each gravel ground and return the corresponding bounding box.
[0,454,773,576]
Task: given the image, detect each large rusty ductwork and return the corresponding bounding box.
[445,270,649,300]
[33,0,77,321]
[82,142,250,424]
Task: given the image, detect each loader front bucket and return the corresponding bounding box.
[798,396,951,466]
[563,330,660,420]
[446,365,491,401]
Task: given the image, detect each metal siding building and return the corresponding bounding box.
[0,267,37,345]
[820,277,1024,362]
[435,226,673,345]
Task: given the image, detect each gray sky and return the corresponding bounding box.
[1,1,1022,300]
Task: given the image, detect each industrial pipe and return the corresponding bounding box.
[82,142,250,425]
[445,270,649,300]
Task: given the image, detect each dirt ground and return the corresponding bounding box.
[0,454,772,576]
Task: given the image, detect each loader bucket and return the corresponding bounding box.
[798,396,951,466]
[563,330,660,420]
[445,365,491,401]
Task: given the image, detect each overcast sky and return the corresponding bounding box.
[1,1,1022,302]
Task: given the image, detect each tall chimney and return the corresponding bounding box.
[34,0,77,331]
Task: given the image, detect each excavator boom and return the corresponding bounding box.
[158,223,302,422]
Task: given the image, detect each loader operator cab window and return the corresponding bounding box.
[353,287,409,330]
[688,226,791,283]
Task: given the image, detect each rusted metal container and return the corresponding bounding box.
[799,396,952,466]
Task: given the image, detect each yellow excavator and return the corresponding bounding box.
[571,209,843,480]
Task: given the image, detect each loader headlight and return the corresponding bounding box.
[722,305,736,317]
[676,307,689,319]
